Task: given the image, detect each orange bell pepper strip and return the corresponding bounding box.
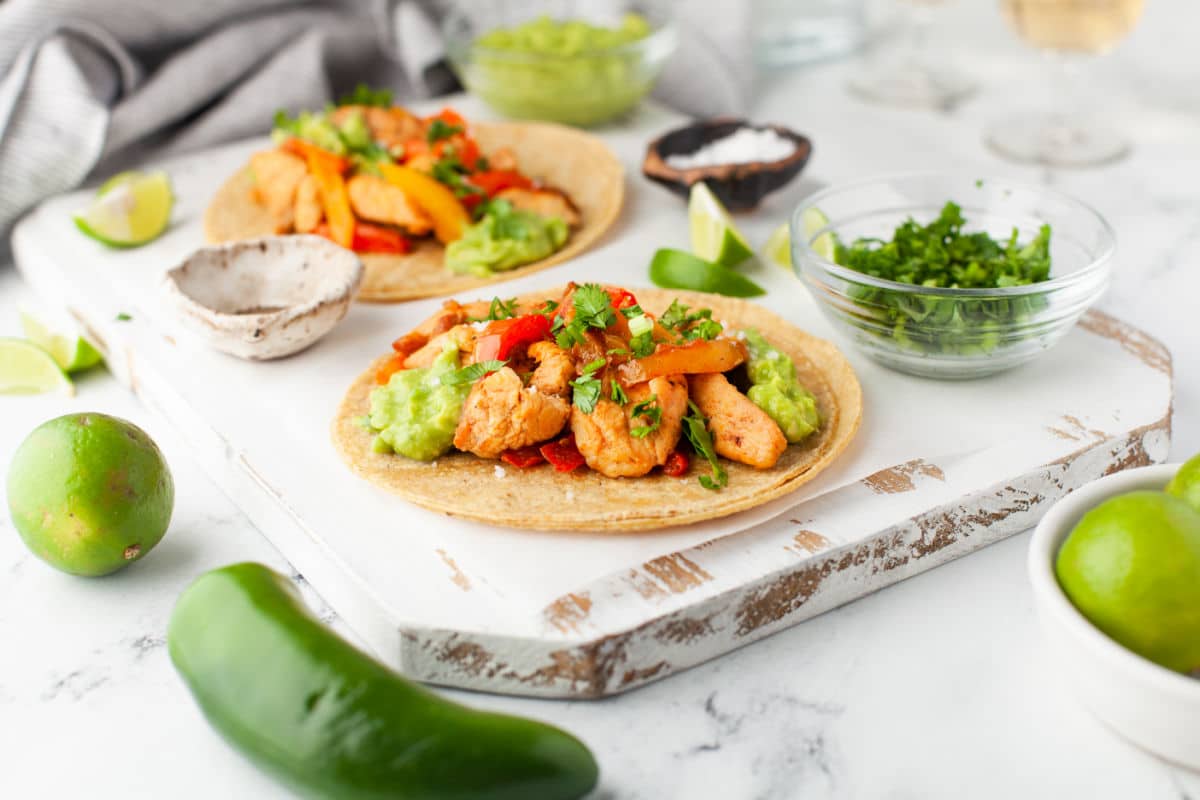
[377,163,469,244]
[305,154,355,249]
[280,138,350,174]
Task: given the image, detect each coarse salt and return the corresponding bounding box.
[494,465,507,479]
[665,127,795,170]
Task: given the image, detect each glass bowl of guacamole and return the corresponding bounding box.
[444,0,677,127]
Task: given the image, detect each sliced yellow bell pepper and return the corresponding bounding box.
[305,151,354,250]
[377,163,469,244]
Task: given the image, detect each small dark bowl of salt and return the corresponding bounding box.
[642,118,812,211]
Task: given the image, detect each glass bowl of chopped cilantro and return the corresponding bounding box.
[792,174,1115,379]
[443,1,677,127]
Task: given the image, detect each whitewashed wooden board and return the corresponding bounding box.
[11,97,1172,698]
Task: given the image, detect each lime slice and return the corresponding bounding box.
[649,249,765,298]
[74,170,173,248]
[688,182,754,267]
[20,312,103,373]
[0,338,74,396]
[802,207,837,261]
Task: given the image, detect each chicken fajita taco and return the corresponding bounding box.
[332,284,862,531]
[204,87,623,302]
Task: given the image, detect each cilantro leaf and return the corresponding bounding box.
[630,331,657,358]
[573,284,617,330]
[611,381,628,405]
[660,300,723,342]
[339,84,393,108]
[620,304,644,319]
[569,357,607,414]
[630,395,662,438]
[682,401,727,490]
[441,360,506,387]
[427,118,464,143]
[535,300,560,318]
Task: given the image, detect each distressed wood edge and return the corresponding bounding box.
[397,413,1171,698]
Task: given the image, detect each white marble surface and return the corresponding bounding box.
[4,1,1200,797]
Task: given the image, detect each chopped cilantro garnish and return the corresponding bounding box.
[629,395,662,438]
[620,304,644,319]
[611,381,628,405]
[573,284,617,330]
[427,118,464,143]
[431,155,486,205]
[339,84,393,107]
[115,312,132,322]
[535,300,560,318]
[660,300,723,342]
[441,360,506,387]
[833,201,1053,355]
[682,401,727,490]
[569,356,607,414]
[470,297,519,322]
[630,331,656,358]
[606,347,630,356]
[581,357,607,373]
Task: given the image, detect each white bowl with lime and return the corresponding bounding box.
[1029,461,1200,771]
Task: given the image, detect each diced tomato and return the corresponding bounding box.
[539,434,586,473]
[352,222,412,254]
[468,169,534,197]
[451,136,481,171]
[662,450,690,478]
[500,446,546,469]
[375,353,407,385]
[281,138,350,174]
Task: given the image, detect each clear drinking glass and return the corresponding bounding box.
[752,0,866,67]
[848,0,975,109]
[985,0,1146,166]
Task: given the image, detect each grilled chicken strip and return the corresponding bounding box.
[688,373,787,469]
[453,345,574,458]
[403,325,479,370]
[496,187,581,227]
[250,150,307,232]
[347,174,433,235]
[571,376,688,478]
[293,174,324,233]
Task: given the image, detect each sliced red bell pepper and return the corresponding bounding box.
[467,169,533,197]
[540,434,586,473]
[607,288,639,311]
[375,353,407,385]
[496,314,551,360]
[662,450,690,478]
[352,222,412,254]
[500,446,546,469]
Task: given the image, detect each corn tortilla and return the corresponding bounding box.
[332,288,862,532]
[204,121,625,303]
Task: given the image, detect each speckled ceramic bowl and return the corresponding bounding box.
[642,118,812,211]
[161,236,363,361]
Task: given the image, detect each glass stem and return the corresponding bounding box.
[1045,52,1088,149]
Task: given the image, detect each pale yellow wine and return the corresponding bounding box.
[1001,0,1145,53]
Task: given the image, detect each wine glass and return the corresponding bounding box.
[848,0,975,110]
[986,0,1146,167]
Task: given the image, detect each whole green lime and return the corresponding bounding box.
[1165,453,1200,515]
[6,413,174,576]
[1056,490,1200,674]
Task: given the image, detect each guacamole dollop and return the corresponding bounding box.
[468,14,656,126]
[743,329,821,443]
[368,346,469,461]
[445,200,568,278]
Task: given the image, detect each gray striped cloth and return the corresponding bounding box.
[0,0,746,245]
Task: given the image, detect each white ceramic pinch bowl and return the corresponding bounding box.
[1029,463,1200,771]
[161,236,363,361]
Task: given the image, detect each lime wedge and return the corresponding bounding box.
[688,182,754,267]
[74,170,173,248]
[20,312,103,373]
[802,207,837,261]
[0,338,74,396]
[762,223,792,270]
[649,249,765,298]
